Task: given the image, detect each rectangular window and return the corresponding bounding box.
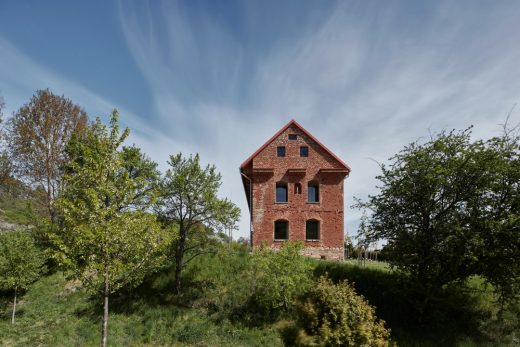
[306,220,320,240]
[277,146,286,157]
[276,183,288,203]
[275,221,288,240]
[308,182,319,203]
[300,146,309,157]
[288,134,297,140]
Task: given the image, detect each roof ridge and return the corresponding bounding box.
[239,119,350,172]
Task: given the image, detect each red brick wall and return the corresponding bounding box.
[245,124,346,260]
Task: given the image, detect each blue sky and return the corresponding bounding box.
[1,0,520,241]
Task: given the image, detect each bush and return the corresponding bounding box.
[282,276,392,347]
[189,241,313,325]
[251,241,313,316]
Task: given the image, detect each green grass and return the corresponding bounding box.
[0,193,44,226]
[1,250,518,347]
[0,270,282,347]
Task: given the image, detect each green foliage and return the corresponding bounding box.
[359,127,520,302]
[281,276,392,347]
[251,242,313,315]
[0,230,45,292]
[314,261,520,346]
[157,152,240,294]
[52,110,168,294]
[188,242,312,325]
[50,110,170,345]
[0,230,46,323]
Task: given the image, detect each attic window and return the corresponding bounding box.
[300,146,309,157]
[277,146,286,157]
[288,134,297,140]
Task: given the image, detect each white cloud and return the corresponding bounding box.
[3,1,519,241]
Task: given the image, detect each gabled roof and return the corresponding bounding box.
[239,119,351,172]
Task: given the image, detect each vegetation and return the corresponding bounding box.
[282,276,392,347]
[50,112,170,347]
[357,126,520,304]
[1,90,518,346]
[157,153,240,295]
[250,242,312,317]
[5,89,88,221]
[0,230,46,324]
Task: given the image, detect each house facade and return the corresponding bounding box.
[240,120,350,261]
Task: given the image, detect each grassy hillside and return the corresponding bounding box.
[1,249,518,346]
[0,269,281,347]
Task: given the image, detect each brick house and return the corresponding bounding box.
[239,120,351,261]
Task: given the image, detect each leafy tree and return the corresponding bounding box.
[50,111,169,347]
[359,129,488,292]
[6,89,88,221]
[477,125,520,303]
[157,153,240,295]
[0,230,46,324]
[359,126,520,303]
[283,276,392,347]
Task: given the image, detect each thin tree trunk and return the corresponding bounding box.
[46,173,55,222]
[11,287,17,325]
[101,279,109,347]
[174,228,187,295]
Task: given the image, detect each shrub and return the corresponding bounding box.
[251,241,313,316]
[283,276,392,347]
[190,241,313,325]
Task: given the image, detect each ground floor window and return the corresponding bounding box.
[306,220,320,240]
[274,220,288,240]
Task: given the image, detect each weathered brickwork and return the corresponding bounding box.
[240,120,350,261]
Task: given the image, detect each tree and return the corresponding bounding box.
[50,111,169,347]
[0,230,46,324]
[6,89,88,221]
[359,126,520,302]
[157,153,240,295]
[0,95,10,187]
[478,124,520,303]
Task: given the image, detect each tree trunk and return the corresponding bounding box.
[174,227,187,295]
[11,287,17,325]
[101,279,109,347]
[46,173,55,222]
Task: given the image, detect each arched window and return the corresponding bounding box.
[274,220,288,240]
[276,182,288,203]
[308,181,319,203]
[306,220,320,240]
[294,183,302,194]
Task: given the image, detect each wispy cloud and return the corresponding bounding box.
[2,1,519,240]
[116,1,520,238]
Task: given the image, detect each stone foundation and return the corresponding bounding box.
[301,246,344,261]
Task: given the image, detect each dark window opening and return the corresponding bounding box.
[308,182,319,203]
[288,134,297,140]
[306,220,320,240]
[275,220,288,240]
[300,146,309,157]
[294,183,302,194]
[276,182,288,203]
[277,146,286,157]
